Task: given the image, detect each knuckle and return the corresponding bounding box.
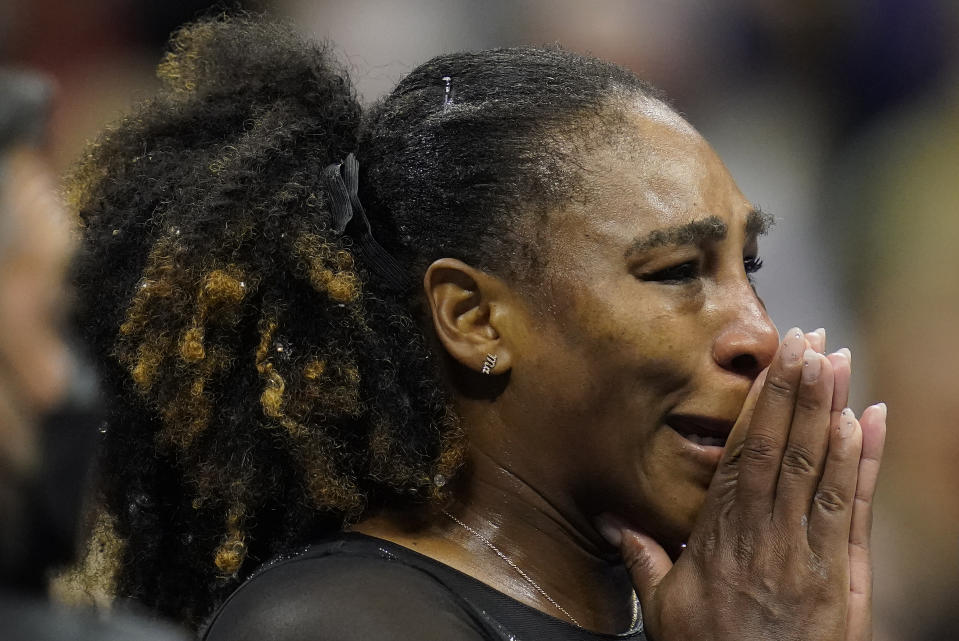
[804,551,835,585]
[717,442,743,474]
[711,474,738,507]
[621,545,652,577]
[780,443,820,477]
[757,524,792,568]
[813,485,849,514]
[732,531,758,566]
[741,433,779,466]
[695,530,721,557]
[763,373,794,402]
[794,392,826,413]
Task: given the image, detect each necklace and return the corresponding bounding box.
[443,510,581,626]
[444,510,642,631]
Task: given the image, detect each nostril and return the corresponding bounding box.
[729,353,759,377]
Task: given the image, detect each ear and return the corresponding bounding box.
[423,258,513,375]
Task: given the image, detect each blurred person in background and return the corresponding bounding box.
[0,69,185,641]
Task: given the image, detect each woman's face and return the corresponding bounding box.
[497,99,780,549]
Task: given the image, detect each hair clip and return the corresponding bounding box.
[322,154,409,292]
[442,76,454,111]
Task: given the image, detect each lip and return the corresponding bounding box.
[666,414,735,439]
[665,414,735,467]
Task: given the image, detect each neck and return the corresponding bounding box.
[354,447,637,634]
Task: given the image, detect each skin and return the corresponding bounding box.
[356,98,886,638]
[0,146,74,484]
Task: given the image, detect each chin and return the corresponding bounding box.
[646,488,706,556]
[654,519,696,559]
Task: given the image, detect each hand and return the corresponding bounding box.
[807,332,886,641]
[601,328,887,641]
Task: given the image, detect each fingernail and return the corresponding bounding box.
[864,401,887,425]
[814,328,826,352]
[838,347,851,366]
[595,514,623,548]
[876,401,887,422]
[782,327,804,364]
[802,349,822,383]
[805,330,824,354]
[839,407,856,437]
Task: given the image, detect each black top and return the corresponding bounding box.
[202,532,646,641]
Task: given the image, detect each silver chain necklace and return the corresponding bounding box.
[444,510,642,631]
[443,510,581,626]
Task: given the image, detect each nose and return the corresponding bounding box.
[712,288,779,379]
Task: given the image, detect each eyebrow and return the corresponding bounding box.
[625,208,774,258]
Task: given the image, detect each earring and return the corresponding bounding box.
[481,353,497,375]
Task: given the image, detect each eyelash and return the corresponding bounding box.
[646,261,699,283]
[744,256,764,275]
[646,256,764,283]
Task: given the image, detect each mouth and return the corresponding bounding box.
[665,414,734,449]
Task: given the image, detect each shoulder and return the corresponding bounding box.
[202,539,492,641]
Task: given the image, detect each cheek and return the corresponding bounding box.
[565,290,699,392]
[515,306,692,465]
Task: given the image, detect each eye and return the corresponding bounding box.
[644,260,699,283]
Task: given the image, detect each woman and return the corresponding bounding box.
[70,14,887,641]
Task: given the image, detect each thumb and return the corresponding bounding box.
[621,528,673,607]
[597,515,673,607]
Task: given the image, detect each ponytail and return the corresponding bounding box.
[70,14,460,627]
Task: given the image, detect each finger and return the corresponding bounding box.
[808,409,863,553]
[806,328,826,353]
[849,403,886,552]
[619,527,674,611]
[773,350,835,526]
[828,349,851,414]
[596,513,673,609]
[823,350,850,468]
[735,327,807,518]
[845,403,887,641]
[708,368,767,499]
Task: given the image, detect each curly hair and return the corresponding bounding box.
[68,12,661,628]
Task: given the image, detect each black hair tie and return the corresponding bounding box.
[323,153,409,292]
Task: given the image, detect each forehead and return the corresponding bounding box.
[547,99,753,257]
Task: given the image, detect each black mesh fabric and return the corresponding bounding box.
[202,532,646,641]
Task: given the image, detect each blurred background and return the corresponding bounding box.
[1,1,956,639]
